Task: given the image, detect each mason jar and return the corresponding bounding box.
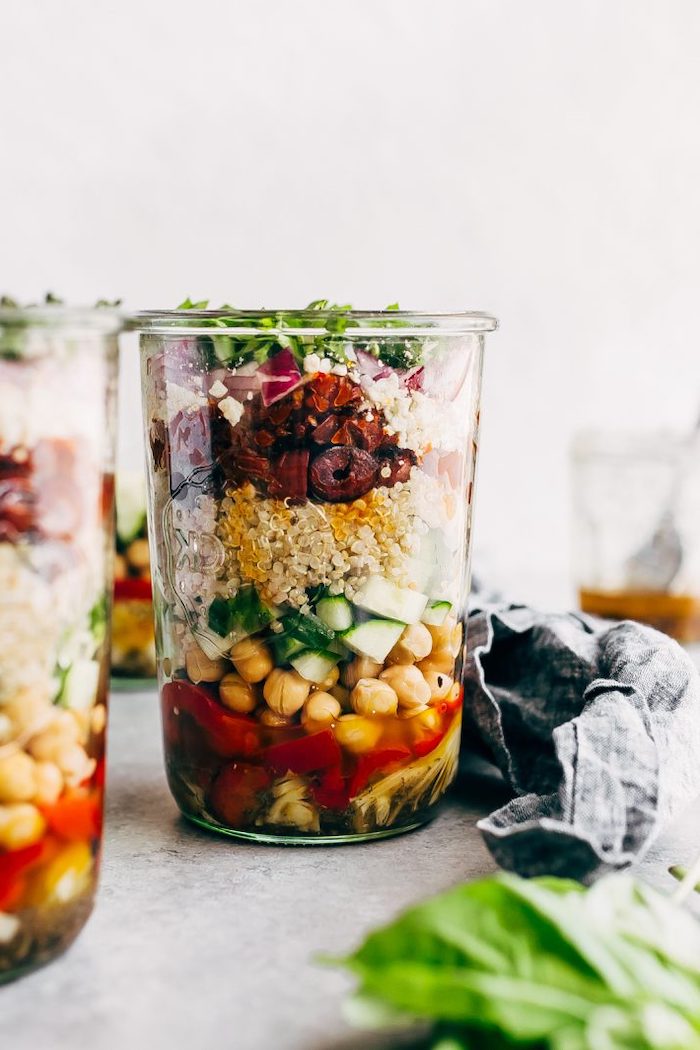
[0,304,120,981]
[572,429,700,642]
[137,308,496,843]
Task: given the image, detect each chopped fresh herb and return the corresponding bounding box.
[171,299,432,371]
[208,586,276,638]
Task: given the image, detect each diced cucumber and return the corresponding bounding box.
[271,633,307,664]
[353,576,428,625]
[327,636,351,659]
[290,649,340,685]
[60,659,100,712]
[421,600,453,626]
[340,619,406,663]
[316,595,353,632]
[279,610,335,650]
[116,473,147,546]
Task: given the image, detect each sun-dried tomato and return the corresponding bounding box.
[375,446,417,486]
[267,449,310,501]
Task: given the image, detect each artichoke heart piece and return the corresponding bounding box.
[349,716,461,834]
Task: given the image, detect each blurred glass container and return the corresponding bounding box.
[572,430,700,642]
[111,472,156,681]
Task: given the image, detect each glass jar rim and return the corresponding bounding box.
[132,308,498,338]
[0,304,124,333]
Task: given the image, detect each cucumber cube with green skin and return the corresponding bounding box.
[340,619,406,663]
[290,649,340,685]
[279,610,335,650]
[353,575,429,625]
[271,633,307,664]
[59,659,100,712]
[421,600,453,626]
[316,595,353,632]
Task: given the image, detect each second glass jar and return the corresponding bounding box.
[137,308,495,842]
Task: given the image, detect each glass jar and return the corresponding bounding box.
[0,305,120,981]
[137,308,496,843]
[572,430,700,642]
[111,472,156,682]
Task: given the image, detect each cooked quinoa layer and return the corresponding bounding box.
[217,480,429,611]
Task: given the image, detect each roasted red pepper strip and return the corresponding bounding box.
[114,576,152,601]
[41,791,102,842]
[0,873,25,911]
[264,728,341,776]
[413,732,446,758]
[0,841,45,880]
[348,746,412,798]
[313,766,351,810]
[162,680,260,759]
[209,762,271,827]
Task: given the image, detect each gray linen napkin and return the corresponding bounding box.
[462,597,700,882]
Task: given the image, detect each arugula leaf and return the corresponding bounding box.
[325,873,700,1049]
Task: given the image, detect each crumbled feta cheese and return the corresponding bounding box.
[219,396,244,428]
[345,346,357,362]
[165,381,207,419]
[303,353,322,373]
[318,358,333,374]
[331,363,348,376]
[208,380,228,399]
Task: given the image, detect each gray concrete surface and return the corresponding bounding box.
[1,687,699,1050]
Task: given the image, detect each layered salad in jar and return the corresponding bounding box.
[140,303,491,842]
[111,473,156,680]
[0,306,116,978]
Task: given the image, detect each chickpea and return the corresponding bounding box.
[33,761,63,806]
[54,743,95,787]
[423,670,454,703]
[341,655,383,690]
[379,665,431,710]
[28,713,80,762]
[3,690,52,736]
[0,751,37,803]
[91,704,107,735]
[386,623,433,665]
[427,616,463,657]
[0,802,46,851]
[333,714,383,755]
[329,683,351,710]
[0,713,12,746]
[185,647,229,684]
[230,637,274,684]
[413,706,442,733]
[126,537,151,573]
[320,664,340,690]
[263,669,311,717]
[302,691,341,726]
[219,672,257,714]
[259,708,294,728]
[418,649,455,677]
[114,553,128,579]
[350,679,398,717]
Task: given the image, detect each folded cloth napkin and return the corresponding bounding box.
[462,596,700,882]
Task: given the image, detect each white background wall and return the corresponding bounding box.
[2,1,700,606]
